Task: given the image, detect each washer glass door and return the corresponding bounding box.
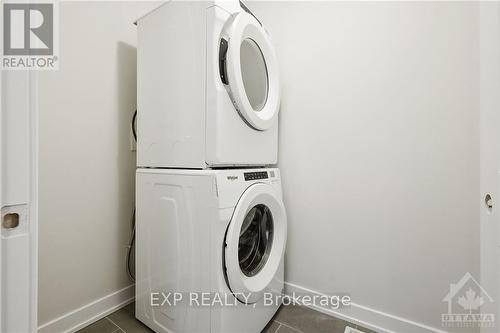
[224,183,287,304]
[220,12,280,131]
[239,204,274,277]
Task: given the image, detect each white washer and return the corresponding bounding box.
[136,1,280,168]
[135,168,287,333]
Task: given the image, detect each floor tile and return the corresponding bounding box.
[76,318,119,333]
[274,305,350,333]
[276,323,303,333]
[76,302,372,333]
[262,320,280,333]
[123,302,136,315]
[106,303,154,333]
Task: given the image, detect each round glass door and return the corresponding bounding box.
[221,12,280,131]
[224,183,287,304]
[240,39,268,112]
[239,204,273,277]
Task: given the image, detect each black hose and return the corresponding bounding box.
[126,208,136,281]
[127,110,137,281]
[132,110,137,141]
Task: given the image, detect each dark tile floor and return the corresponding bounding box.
[78,302,377,333]
[262,305,377,333]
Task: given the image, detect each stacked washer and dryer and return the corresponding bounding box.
[135,1,287,332]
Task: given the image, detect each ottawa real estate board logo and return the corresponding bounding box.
[442,272,495,329]
[2,1,58,70]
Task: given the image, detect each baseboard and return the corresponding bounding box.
[284,282,449,333]
[38,284,135,333]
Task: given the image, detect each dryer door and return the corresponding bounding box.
[219,12,280,131]
[224,183,287,304]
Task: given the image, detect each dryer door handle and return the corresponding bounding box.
[219,38,229,85]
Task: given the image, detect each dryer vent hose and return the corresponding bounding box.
[127,109,138,282]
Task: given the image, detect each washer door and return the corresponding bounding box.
[219,12,280,131]
[224,183,287,304]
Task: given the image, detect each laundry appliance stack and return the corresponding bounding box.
[135,1,287,332]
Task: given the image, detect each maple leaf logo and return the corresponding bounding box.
[457,288,485,313]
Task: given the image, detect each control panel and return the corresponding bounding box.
[244,171,268,181]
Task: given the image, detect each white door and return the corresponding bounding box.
[219,11,280,131]
[479,3,500,332]
[0,70,38,332]
[224,183,286,304]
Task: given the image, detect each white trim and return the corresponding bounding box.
[284,282,449,333]
[29,69,39,333]
[38,285,135,333]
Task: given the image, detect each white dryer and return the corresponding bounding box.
[135,168,287,333]
[136,1,280,168]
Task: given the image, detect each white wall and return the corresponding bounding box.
[248,2,480,332]
[37,1,157,328]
